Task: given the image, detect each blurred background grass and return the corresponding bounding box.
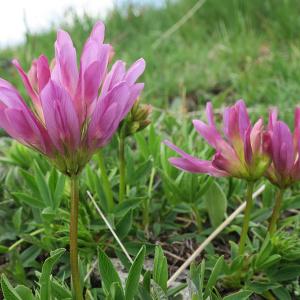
[1,0,300,120]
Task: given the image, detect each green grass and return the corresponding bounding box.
[1,0,300,123]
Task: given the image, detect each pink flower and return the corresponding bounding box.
[165,100,271,181]
[0,22,145,175]
[266,108,300,188]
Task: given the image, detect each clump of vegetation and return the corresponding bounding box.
[0,1,300,299]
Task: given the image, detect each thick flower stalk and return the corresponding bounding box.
[266,109,300,234]
[0,22,145,299]
[165,100,271,255]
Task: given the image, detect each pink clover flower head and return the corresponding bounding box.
[266,108,300,188]
[165,100,271,181]
[0,21,145,176]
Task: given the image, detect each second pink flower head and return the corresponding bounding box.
[165,100,272,181]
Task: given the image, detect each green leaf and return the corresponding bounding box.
[114,198,143,217]
[12,192,44,209]
[34,161,53,208]
[272,287,292,300]
[166,283,187,297]
[153,246,168,292]
[19,169,39,194]
[12,208,22,232]
[0,245,9,254]
[269,265,300,281]
[51,278,72,299]
[203,256,224,299]
[40,248,66,300]
[53,173,65,210]
[151,281,168,300]
[14,285,35,300]
[109,282,125,300]
[1,274,22,300]
[142,271,151,293]
[125,246,146,300]
[98,248,122,295]
[223,290,253,300]
[116,210,133,239]
[204,181,227,228]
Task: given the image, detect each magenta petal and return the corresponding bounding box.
[268,108,278,130]
[28,60,38,90]
[193,119,221,148]
[236,100,250,137]
[124,58,146,85]
[4,108,48,153]
[12,59,40,106]
[0,78,27,109]
[244,125,252,164]
[36,55,51,92]
[205,102,215,126]
[164,140,227,176]
[53,30,78,95]
[121,83,144,119]
[88,21,105,44]
[272,121,294,175]
[101,60,126,95]
[168,157,208,173]
[249,118,263,153]
[41,81,80,152]
[294,107,300,148]
[88,82,130,147]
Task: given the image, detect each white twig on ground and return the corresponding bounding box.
[84,259,98,282]
[152,0,207,49]
[167,184,266,286]
[87,191,133,264]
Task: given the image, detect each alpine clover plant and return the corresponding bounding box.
[165,100,272,255]
[266,108,300,235]
[0,21,145,299]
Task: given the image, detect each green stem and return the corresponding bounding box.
[70,176,83,300]
[97,150,114,211]
[239,181,254,256]
[119,132,126,202]
[143,167,155,231]
[268,189,284,236]
[192,204,202,233]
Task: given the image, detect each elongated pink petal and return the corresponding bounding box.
[272,121,294,175]
[121,83,144,119]
[88,82,130,148]
[76,44,110,119]
[101,60,126,95]
[0,78,27,109]
[164,140,227,176]
[41,80,80,153]
[52,30,78,95]
[87,21,105,44]
[293,107,300,149]
[236,100,250,137]
[28,60,38,91]
[124,58,146,85]
[36,55,51,92]
[206,102,215,126]
[250,118,263,153]
[244,125,252,164]
[12,59,40,108]
[212,151,244,177]
[193,119,221,148]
